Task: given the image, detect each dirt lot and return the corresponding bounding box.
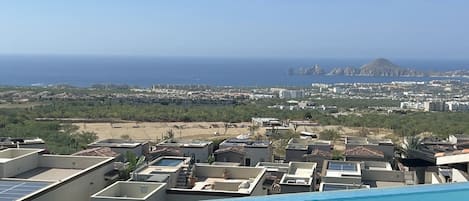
[75,122,396,148]
[75,122,260,142]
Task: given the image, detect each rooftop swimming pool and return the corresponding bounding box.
[153,158,184,166]
[216,182,469,201]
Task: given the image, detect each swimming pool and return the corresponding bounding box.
[153,158,184,166]
[215,182,469,201]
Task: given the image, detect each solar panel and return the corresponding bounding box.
[328,162,357,171]
[0,180,51,201]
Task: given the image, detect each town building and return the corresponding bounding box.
[279,162,317,193]
[319,160,414,192]
[155,139,213,163]
[251,118,281,127]
[214,147,246,166]
[88,139,150,158]
[216,139,272,166]
[344,146,385,162]
[0,148,116,201]
[133,156,192,188]
[320,160,365,192]
[131,156,268,201]
[278,90,305,99]
[345,137,394,161]
[424,101,447,112]
[91,181,167,201]
[285,138,332,163]
[446,101,469,112]
[256,162,317,194]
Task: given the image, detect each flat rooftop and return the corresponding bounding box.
[14,167,82,181]
[92,181,166,200]
[0,149,42,162]
[256,162,289,172]
[323,161,361,177]
[220,139,270,147]
[362,161,392,171]
[280,162,316,186]
[286,138,331,150]
[88,139,143,148]
[191,177,252,193]
[158,139,212,148]
[171,164,266,195]
[345,137,393,145]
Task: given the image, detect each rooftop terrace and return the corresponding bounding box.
[280,162,316,186]
[171,164,266,195]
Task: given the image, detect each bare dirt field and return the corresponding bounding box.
[75,122,396,148]
[75,122,259,142]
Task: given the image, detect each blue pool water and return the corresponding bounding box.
[153,158,184,166]
[217,182,469,201]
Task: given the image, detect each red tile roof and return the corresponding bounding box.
[72,147,119,157]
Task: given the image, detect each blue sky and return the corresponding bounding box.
[0,0,468,59]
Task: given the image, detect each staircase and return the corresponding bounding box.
[175,165,191,188]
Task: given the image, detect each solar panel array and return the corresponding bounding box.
[328,162,357,171]
[0,180,50,201]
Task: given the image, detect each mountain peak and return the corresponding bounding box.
[360,58,400,70]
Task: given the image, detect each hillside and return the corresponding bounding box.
[358,58,425,77]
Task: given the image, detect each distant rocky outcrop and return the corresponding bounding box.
[357,58,426,77]
[328,66,360,76]
[288,64,325,75]
[291,58,430,77]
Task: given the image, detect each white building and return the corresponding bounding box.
[127,157,268,201]
[400,101,425,110]
[278,90,305,99]
[91,181,167,201]
[279,162,317,193]
[0,148,116,201]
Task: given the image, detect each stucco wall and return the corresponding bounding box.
[33,159,115,201]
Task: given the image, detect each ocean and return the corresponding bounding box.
[0,55,468,87]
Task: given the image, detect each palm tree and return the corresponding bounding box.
[122,151,146,180]
[400,136,423,158]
